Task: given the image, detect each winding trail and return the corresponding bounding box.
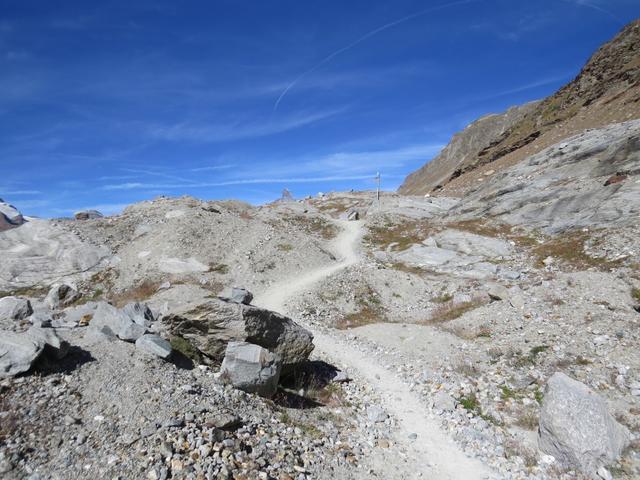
[254,220,496,480]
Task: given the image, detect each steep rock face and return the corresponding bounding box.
[400,19,640,196]
[399,102,538,194]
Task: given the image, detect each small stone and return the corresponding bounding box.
[367,405,388,423]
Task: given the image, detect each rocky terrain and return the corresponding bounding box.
[399,19,640,196]
[3,19,640,480]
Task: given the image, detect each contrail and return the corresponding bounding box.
[273,0,483,112]
[560,0,623,23]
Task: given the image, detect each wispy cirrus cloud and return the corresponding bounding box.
[147,108,346,143]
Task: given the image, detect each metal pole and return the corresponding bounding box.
[376,172,380,203]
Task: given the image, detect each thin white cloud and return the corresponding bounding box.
[561,0,623,23]
[1,189,41,196]
[148,108,345,143]
[189,164,235,172]
[273,0,483,111]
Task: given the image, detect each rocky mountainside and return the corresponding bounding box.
[1,114,639,479]
[399,19,640,196]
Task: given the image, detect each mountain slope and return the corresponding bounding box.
[399,19,640,196]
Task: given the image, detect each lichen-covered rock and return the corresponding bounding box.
[538,372,631,477]
[164,297,314,370]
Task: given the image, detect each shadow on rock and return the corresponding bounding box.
[33,346,96,376]
[280,360,342,391]
[168,350,195,370]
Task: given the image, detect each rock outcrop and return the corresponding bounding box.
[45,283,81,309]
[400,19,640,196]
[538,372,631,477]
[0,199,25,232]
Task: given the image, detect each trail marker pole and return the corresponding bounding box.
[375,171,381,203]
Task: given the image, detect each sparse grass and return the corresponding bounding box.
[514,345,549,368]
[170,335,202,363]
[0,285,47,299]
[431,293,453,303]
[336,306,385,329]
[208,263,229,274]
[632,287,640,303]
[447,323,492,340]
[459,392,481,413]
[109,280,162,307]
[514,408,539,430]
[423,298,485,324]
[277,243,294,252]
[504,439,539,469]
[364,219,435,252]
[278,412,323,438]
[285,215,338,240]
[389,262,431,275]
[501,385,517,400]
[531,230,622,270]
[534,388,544,405]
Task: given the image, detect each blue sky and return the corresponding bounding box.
[1,0,638,217]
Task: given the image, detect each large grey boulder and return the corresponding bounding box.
[220,341,281,398]
[0,296,33,321]
[538,372,631,477]
[135,334,172,359]
[26,326,69,359]
[90,302,147,342]
[0,200,25,232]
[45,283,81,310]
[0,330,44,377]
[164,297,314,370]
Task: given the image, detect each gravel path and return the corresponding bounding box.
[254,220,497,480]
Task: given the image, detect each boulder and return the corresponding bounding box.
[220,342,281,398]
[122,302,155,327]
[346,209,360,221]
[164,297,314,370]
[0,330,44,377]
[135,334,172,359]
[74,210,103,220]
[229,288,253,305]
[487,284,510,301]
[538,372,631,477]
[27,326,69,359]
[90,302,147,342]
[0,296,33,321]
[45,283,81,310]
[0,200,24,232]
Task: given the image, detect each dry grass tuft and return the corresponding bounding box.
[364,219,436,252]
[109,280,162,307]
[423,297,486,324]
[336,306,386,330]
[531,230,622,270]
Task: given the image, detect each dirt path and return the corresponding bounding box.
[254,220,497,480]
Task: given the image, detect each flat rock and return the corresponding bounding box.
[135,334,172,359]
[220,341,281,398]
[538,372,631,476]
